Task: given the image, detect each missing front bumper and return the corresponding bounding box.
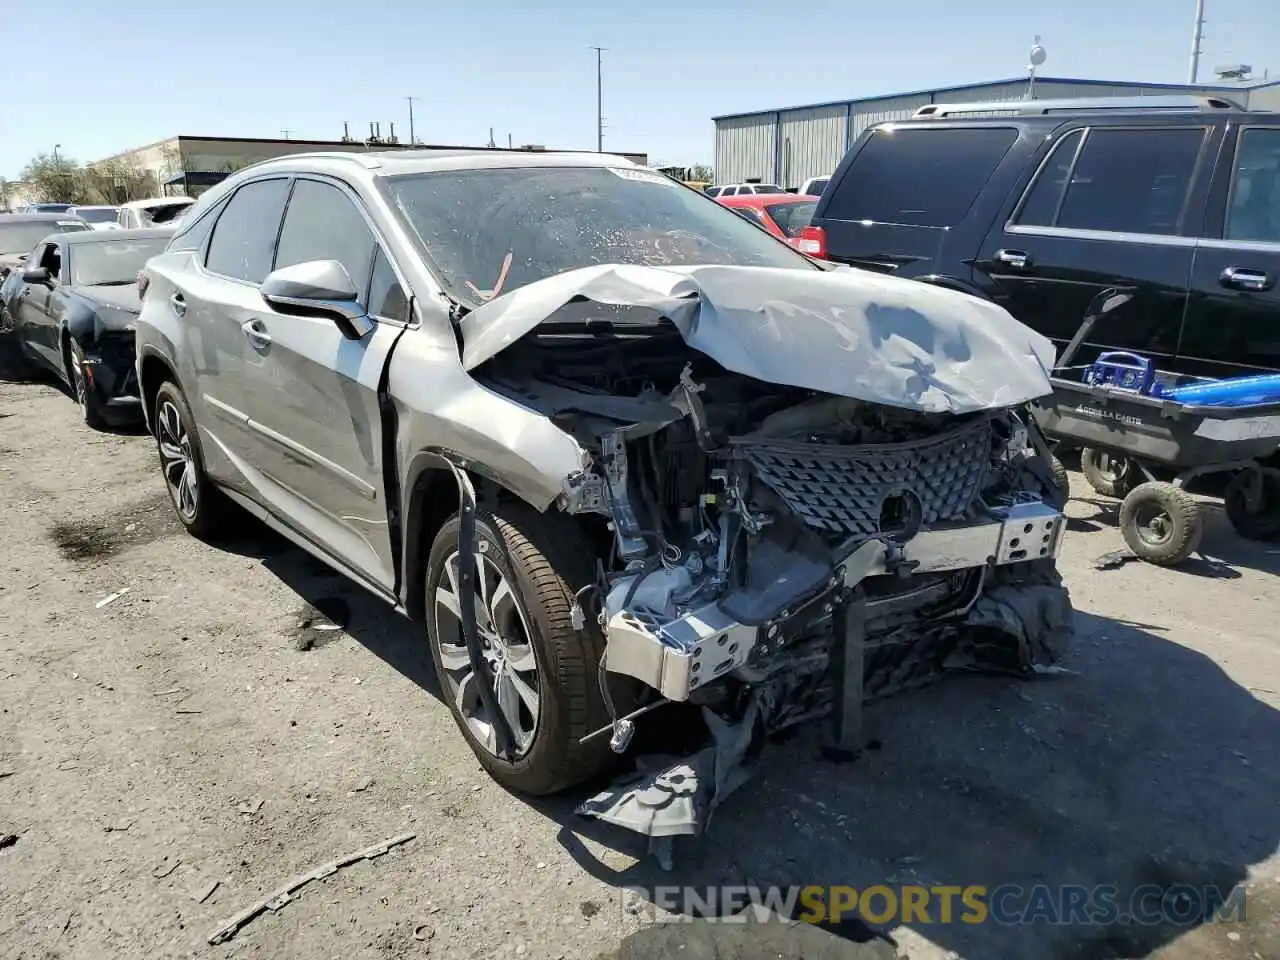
[602,502,1066,701]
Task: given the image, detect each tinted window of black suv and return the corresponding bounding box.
[822,127,1017,227]
[812,107,1280,379]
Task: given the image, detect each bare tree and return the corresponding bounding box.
[79,160,159,205]
[691,163,714,183]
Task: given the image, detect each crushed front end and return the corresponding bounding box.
[546,368,1071,860]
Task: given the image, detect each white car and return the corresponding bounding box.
[67,205,122,231]
[798,175,831,197]
[704,182,785,198]
[116,197,196,229]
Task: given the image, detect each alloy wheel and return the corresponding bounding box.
[432,548,541,757]
[157,400,199,522]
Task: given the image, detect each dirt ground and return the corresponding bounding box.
[2,368,1278,960]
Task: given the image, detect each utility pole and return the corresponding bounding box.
[281,129,292,140]
[406,96,418,144]
[1189,0,1206,84]
[590,46,606,152]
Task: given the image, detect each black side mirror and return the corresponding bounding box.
[260,259,374,340]
[21,266,50,284]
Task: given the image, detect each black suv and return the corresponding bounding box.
[807,95,1280,379]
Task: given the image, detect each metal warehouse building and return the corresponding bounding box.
[713,76,1280,190]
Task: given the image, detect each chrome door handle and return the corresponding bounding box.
[169,293,186,317]
[994,249,1031,269]
[241,319,272,346]
[1219,266,1274,292]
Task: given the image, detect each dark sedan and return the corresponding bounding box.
[1,227,173,427]
[0,212,91,283]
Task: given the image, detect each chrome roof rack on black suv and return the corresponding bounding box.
[911,94,1246,119]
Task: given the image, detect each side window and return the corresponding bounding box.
[722,186,738,196]
[366,248,410,322]
[274,179,376,299]
[823,127,1018,227]
[38,243,62,279]
[1225,128,1280,243]
[1054,128,1204,236]
[1014,129,1085,227]
[730,207,767,227]
[168,197,227,254]
[205,178,292,283]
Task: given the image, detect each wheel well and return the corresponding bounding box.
[139,354,176,429]
[402,465,461,621]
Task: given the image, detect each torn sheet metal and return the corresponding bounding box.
[460,263,1056,415]
[576,700,760,861]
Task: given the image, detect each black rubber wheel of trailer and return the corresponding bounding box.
[1118,481,1203,566]
[1080,447,1141,499]
[1224,468,1280,542]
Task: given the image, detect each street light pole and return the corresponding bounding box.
[53,144,61,167]
[406,96,419,145]
[589,46,606,152]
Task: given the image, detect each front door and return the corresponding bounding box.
[975,124,1214,367]
[233,177,408,593]
[13,241,62,370]
[1180,124,1280,377]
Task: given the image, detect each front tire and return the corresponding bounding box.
[1119,481,1202,566]
[153,380,231,540]
[424,501,620,795]
[67,339,107,429]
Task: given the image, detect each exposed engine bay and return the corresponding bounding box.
[474,312,1073,863]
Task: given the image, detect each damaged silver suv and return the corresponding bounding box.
[134,151,1072,818]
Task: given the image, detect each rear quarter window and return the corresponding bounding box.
[823,126,1018,227]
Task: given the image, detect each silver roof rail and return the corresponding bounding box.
[911,95,1246,119]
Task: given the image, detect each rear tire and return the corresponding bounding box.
[1119,481,1202,566]
[424,501,627,795]
[1080,447,1141,499]
[153,380,233,541]
[1224,468,1280,542]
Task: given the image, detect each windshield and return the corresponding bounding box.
[750,184,784,194]
[30,203,73,213]
[0,222,89,255]
[388,165,814,303]
[764,200,818,238]
[71,207,119,223]
[805,179,829,196]
[70,237,169,285]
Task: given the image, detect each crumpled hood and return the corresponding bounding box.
[459,263,1056,414]
[73,284,142,317]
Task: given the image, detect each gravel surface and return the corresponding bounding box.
[1,368,1278,960]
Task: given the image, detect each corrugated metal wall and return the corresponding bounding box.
[777,105,846,189]
[847,93,934,147]
[713,79,1276,187]
[714,115,777,187]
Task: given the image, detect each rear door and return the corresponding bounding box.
[975,123,1217,364]
[815,124,1019,275]
[184,176,294,489]
[234,176,408,592]
[1180,122,1280,376]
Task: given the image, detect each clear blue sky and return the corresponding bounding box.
[2,0,1277,179]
